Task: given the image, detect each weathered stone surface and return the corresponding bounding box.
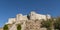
[5,11,51,30]
[9,24,17,30]
[24,20,41,30]
[40,28,47,30]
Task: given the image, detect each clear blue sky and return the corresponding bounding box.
[0,0,60,27]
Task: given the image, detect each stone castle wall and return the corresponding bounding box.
[24,20,41,30]
[5,11,51,30]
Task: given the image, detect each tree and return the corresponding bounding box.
[3,24,8,30]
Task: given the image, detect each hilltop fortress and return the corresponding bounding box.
[5,11,51,30]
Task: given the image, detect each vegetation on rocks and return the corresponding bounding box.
[3,16,60,30]
[3,24,8,30]
[17,24,21,30]
[41,17,60,30]
[54,17,60,30]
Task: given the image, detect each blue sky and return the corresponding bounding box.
[0,0,60,27]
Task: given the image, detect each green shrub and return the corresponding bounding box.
[3,24,8,30]
[54,17,60,30]
[17,24,21,30]
[41,19,54,30]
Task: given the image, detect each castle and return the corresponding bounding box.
[5,11,51,30]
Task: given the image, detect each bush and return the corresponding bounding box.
[3,24,8,30]
[17,24,21,30]
[41,19,54,30]
[54,17,60,30]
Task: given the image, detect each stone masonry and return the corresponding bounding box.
[5,11,51,30]
[24,20,41,30]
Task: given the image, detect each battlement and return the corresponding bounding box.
[6,11,51,24]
